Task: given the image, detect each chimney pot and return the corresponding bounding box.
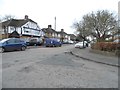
[25,15,28,20]
[61,29,64,32]
[48,25,52,29]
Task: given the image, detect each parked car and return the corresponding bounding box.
[63,40,74,44]
[0,38,27,52]
[68,40,74,44]
[28,37,43,46]
[113,39,119,43]
[74,41,87,48]
[44,38,62,47]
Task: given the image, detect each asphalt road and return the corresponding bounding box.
[1,45,118,88]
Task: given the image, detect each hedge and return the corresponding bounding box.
[91,42,120,52]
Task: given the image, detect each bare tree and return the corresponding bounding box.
[73,10,117,42]
[1,15,15,22]
[0,15,15,38]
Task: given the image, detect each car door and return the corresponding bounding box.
[14,39,22,50]
[5,39,16,51]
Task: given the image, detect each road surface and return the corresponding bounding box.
[1,45,118,88]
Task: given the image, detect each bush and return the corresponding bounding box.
[91,42,119,52]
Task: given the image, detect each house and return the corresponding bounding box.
[41,25,57,38]
[57,29,70,42]
[41,25,72,43]
[68,34,76,41]
[0,23,2,39]
[112,29,120,42]
[0,15,45,40]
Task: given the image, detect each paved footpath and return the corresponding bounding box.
[71,47,119,67]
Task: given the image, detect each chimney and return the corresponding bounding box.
[61,29,64,32]
[48,25,52,29]
[25,15,29,20]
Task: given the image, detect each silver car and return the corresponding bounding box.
[75,41,87,48]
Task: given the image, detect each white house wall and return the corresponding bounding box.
[23,21,40,30]
[16,27,22,34]
[8,26,15,33]
[0,23,3,34]
[22,21,42,36]
[68,36,70,40]
[8,26,22,35]
[1,29,5,34]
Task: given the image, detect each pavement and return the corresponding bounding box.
[70,47,119,67]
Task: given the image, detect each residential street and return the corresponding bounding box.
[1,45,118,88]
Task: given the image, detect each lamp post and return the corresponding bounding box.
[61,29,64,43]
[82,28,85,48]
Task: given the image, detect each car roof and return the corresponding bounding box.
[0,38,22,43]
[0,38,10,43]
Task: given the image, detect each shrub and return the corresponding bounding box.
[91,42,119,52]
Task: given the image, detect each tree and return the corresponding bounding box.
[73,10,117,42]
[0,15,15,38]
[0,15,15,22]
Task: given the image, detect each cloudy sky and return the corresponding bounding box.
[0,0,119,34]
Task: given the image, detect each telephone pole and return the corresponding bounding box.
[54,16,56,31]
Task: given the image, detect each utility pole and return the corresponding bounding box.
[54,16,56,31]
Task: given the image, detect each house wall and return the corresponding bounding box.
[22,21,41,36]
[55,33,57,38]
[1,21,45,39]
[68,36,70,40]
[0,23,2,39]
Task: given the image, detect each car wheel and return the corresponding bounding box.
[1,48,5,53]
[21,46,26,51]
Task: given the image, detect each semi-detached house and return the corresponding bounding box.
[0,15,44,40]
[41,25,71,42]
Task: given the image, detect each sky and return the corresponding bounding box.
[0,0,119,34]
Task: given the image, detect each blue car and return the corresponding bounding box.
[44,38,62,47]
[0,38,27,52]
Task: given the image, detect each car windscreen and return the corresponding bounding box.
[0,39,9,43]
[0,42,2,46]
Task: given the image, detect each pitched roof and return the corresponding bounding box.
[57,31,68,36]
[42,28,57,33]
[68,34,76,40]
[9,30,20,38]
[68,34,76,37]
[2,19,37,27]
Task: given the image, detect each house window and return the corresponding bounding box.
[34,31,40,35]
[25,31,29,33]
[10,27,15,33]
[27,24,29,28]
[10,27,14,30]
[23,28,30,33]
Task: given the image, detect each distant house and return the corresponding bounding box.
[68,34,76,41]
[0,15,44,40]
[41,25,57,38]
[42,25,76,43]
[57,29,70,42]
[112,29,120,41]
